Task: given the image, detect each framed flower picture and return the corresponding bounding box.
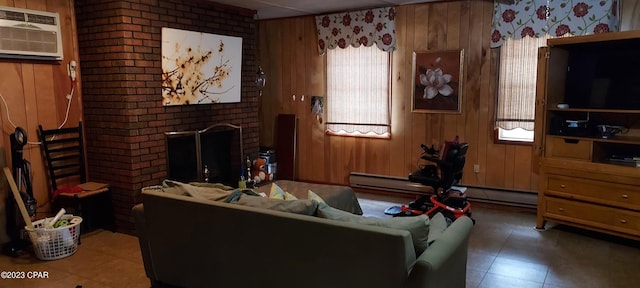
[411,49,464,113]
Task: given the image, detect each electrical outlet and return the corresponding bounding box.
[67,60,77,81]
[473,164,480,173]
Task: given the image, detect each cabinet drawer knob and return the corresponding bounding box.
[621,194,629,199]
[620,219,627,224]
[558,208,564,212]
[560,184,566,189]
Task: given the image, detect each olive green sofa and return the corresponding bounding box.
[133,182,473,288]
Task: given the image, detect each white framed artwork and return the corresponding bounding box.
[161,27,242,105]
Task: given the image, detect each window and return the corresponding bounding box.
[498,127,534,143]
[495,36,549,143]
[326,45,391,138]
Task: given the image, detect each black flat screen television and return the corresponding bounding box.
[563,40,640,110]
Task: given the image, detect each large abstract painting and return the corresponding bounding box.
[162,27,242,105]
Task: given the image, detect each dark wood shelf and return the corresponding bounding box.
[547,107,640,114]
[546,134,640,145]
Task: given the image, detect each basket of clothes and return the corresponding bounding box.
[27,214,82,260]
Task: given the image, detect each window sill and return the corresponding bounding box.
[325,130,390,139]
[493,130,534,146]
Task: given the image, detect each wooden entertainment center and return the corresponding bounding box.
[534,31,640,240]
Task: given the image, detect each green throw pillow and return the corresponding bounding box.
[316,203,430,255]
[307,189,326,203]
[269,182,298,200]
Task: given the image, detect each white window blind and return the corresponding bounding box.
[495,36,549,136]
[326,45,391,137]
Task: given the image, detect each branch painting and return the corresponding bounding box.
[161,27,242,105]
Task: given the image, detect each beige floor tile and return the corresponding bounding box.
[466,250,496,273]
[42,246,120,278]
[77,258,148,288]
[545,260,610,288]
[487,257,548,283]
[465,268,486,288]
[478,273,544,288]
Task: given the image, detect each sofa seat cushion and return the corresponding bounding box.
[316,203,430,255]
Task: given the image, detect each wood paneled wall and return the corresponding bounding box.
[258,0,640,191]
[258,1,538,191]
[0,0,82,216]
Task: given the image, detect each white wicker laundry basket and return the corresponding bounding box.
[27,215,82,260]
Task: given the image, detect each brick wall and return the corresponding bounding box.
[75,0,258,233]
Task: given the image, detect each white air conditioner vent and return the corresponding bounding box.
[0,6,63,60]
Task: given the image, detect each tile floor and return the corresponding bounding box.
[0,229,148,288]
[357,192,640,288]
[0,191,638,288]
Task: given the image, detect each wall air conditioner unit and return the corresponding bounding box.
[0,6,63,60]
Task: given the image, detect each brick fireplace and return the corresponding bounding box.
[75,0,259,233]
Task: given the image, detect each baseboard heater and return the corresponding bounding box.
[349,172,537,208]
[349,172,431,194]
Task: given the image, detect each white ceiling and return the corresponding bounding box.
[209,0,443,20]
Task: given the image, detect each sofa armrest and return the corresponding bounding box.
[405,216,473,288]
[132,204,156,285]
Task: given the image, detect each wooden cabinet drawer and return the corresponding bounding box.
[611,210,640,231]
[546,175,640,209]
[545,197,640,236]
[546,137,591,160]
[545,197,610,225]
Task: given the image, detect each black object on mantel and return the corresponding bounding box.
[275,114,297,181]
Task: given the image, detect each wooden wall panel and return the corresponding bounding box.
[0,0,81,216]
[306,18,327,182]
[257,0,640,192]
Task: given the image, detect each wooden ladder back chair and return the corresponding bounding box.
[38,122,114,232]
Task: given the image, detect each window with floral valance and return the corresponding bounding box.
[316,7,395,138]
[492,0,620,143]
[315,7,396,55]
[491,0,620,48]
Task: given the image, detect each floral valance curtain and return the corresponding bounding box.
[491,0,620,48]
[315,7,396,55]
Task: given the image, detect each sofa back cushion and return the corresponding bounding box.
[235,195,318,216]
[316,203,430,256]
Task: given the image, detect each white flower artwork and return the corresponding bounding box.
[412,49,464,114]
[419,59,454,100]
[161,27,242,105]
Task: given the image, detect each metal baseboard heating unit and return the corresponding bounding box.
[0,6,63,60]
[349,172,431,194]
[349,172,537,208]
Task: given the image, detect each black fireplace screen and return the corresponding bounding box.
[165,123,243,187]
